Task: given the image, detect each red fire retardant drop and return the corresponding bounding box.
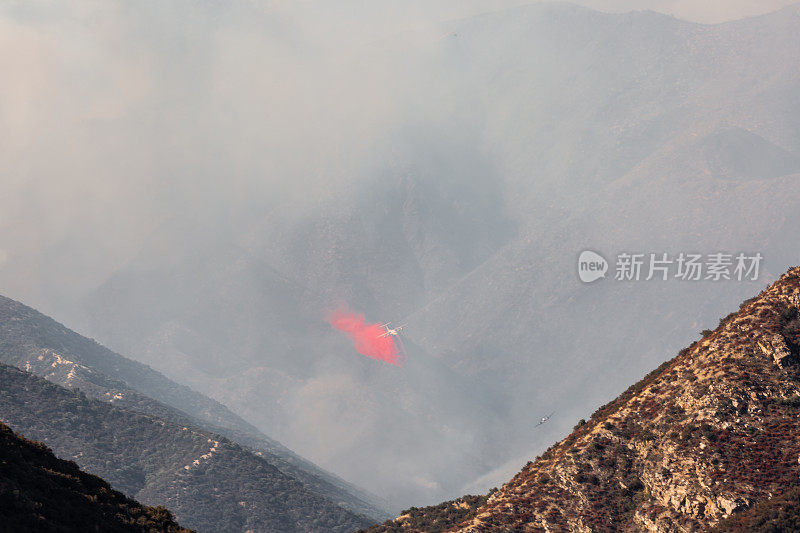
[327,308,403,366]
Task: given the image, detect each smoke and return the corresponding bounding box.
[327,308,403,366]
[2,0,798,511]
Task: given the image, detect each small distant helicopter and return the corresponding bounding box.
[379,323,406,338]
[535,412,555,427]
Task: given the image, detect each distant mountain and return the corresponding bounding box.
[77,2,800,507]
[364,266,800,531]
[0,421,189,532]
[0,363,373,532]
[0,295,390,528]
[0,295,257,433]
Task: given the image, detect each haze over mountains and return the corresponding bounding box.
[3,0,800,512]
[0,295,388,531]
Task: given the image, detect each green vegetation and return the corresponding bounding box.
[0,422,189,532]
[0,364,372,532]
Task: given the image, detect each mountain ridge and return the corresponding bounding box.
[365,266,800,531]
[0,294,391,525]
[0,361,374,532]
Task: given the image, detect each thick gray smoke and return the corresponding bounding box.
[3,0,800,511]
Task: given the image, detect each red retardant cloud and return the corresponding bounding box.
[327,308,403,366]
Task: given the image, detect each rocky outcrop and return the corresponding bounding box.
[757,333,794,367]
[366,267,800,532]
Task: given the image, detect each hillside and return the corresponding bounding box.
[0,421,189,532]
[364,266,800,531]
[0,297,263,435]
[0,362,373,532]
[0,294,391,521]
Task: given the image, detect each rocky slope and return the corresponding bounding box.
[0,421,189,532]
[365,266,800,531]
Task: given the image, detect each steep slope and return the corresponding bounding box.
[78,3,800,507]
[0,294,391,521]
[0,421,189,532]
[366,266,800,531]
[0,363,373,532]
[0,295,256,434]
